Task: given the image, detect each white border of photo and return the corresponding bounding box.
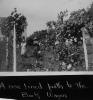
[0,71,93,76]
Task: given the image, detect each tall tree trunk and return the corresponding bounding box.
[82,28,88,71]
[6,37,8,69]
[13,24,16,72]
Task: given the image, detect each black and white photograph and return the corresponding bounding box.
[0,0,93,100]
[0,0,93,72]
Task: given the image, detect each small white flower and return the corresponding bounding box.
[67,64,72,70]
[55,40,59,45]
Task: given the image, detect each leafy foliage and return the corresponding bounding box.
[1,8,27,45]
[21,3,93,71]
[0,8,27,71]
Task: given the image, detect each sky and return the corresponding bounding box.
[0,0,93,36]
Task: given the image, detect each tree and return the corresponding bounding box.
[24,9,86,71]
[45,8,92,70]
[54,10,85,70]
[21,2,93,71]
[1,8,27,46]
[25,30,48,60]
[1,8,27,70]
[55,3,93,70]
